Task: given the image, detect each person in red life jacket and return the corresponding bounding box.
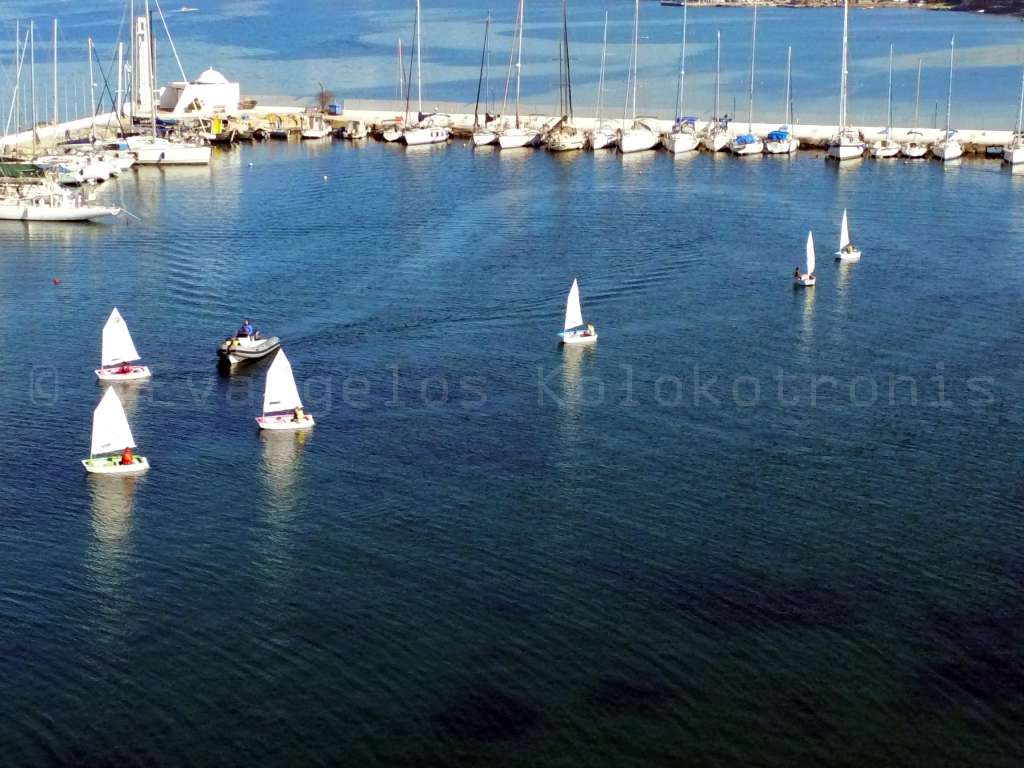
[120,447,134,465]
[118,362,132,375]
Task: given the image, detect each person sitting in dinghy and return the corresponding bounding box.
[237,319,254,339]
[794,267,801,279]
[120,447,134,465]
[293,406,305,423]
[117,362,132,375]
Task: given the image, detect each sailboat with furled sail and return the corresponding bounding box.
[472,14,497,147]
[661,0,699,154]
[559,278,597,345]
[546,0,584,152]
[902,59,927,158]
[401,0,451,146]
[498,0,541,149]
[870,45,900,158]
[617,0,658,154]
[701,31,729,152]
[827,0,865,161]
[1003,66,1024,164]
[95,308,152,382]
[587,12,616,150]
[730,0,763,155]
[930,36,963,161]
[82,387,150,475]
[257,351,315,431]
[765,46,799,155]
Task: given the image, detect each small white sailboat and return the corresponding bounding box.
[95,308,152,381]
[901,59,928,159]
[765,46,800,155]
[617,0,658,154]
[587,12,616,151]
[402,0,451,146]
[256,350,315,431]
[794,231,816,287]
[662,0,699,155]
[827,0,866,161]
[931,36,963,162]
[834,209,861,261]
[730,0,764,156]
[498,0,540,149]
[82,387,150,475]
[870,45,900,158]
[1003,66,1024,164]
[702,31,729,152]
[559,278,597,345]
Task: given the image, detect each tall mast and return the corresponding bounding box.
[913,58,921,130]
[52,19,57,126]
[563,0,573,122]
[117,42,124,117]
[713,30,721,124]
[747,0,757,132]
[595,11,607,123]
[397,38,404,104]
[146,0,157,138]
[786,45,794,128]
[415,0,422,117]
[885,43,893,134]
[631,0,639,122]
[484,12,490,115]
[1016,65,1024,135]
[839,0,849,132]
[944,36,954,135]
[514,0,524,128]
[30,21,36,149]
[674,0,689,124]
[15,21,19,139]
[88,37,95,140]
[474,16,489,129]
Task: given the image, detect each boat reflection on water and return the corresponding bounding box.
[796,278,816,361]
[559,342,598,442]
[260,428,309,516]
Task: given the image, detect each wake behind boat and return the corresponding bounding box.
[218,319,281,366]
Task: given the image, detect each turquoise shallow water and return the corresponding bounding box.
[0,139,1022,765]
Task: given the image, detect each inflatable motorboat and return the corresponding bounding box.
[218,332,281,366]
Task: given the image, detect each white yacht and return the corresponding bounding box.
[617,0,659,154]
[827,0,866,161]
[587,13,616,151]
[930,37,963,162]
[701,31,729,152]
[401,0,450,147]
[901,60,928,159]
[870,45,900,158]
[661,0,699,154]
[765,47,799,155]
[729,0,763,156]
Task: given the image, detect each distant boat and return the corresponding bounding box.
[587,12,616,150]
[730,0,763,156]
[300,115,331,140]
[931,36,963,161]
[257,351,315,431]
[82,387,150,475]
[218,323,282,367]
[95,308,152,382]
[177,6,199,12]
[765,45,799,155]
[559,278,598,345]
[701,31,729,152]
[617,0,658,154]
[827,0,866,161]
[870,45,900,158]
[1003,66,1024,164]
[661,0,699,154]
[901,59,928,159]
[794,231,816,287]
[834,209,861,261]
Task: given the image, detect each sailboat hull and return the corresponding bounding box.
[901,143,928,159]
[931,141,963,161]
[559,331,598,345]
[1004,146,1024,164]
[617,129,658,154]
[870,141,900,158]
[403,127,450,145]
[731,139,764,155]
[661,132,699,154]
[546,132,585,152]
[793,276,816,287]
[588,130,616,150]
[835,249,861,262]
[82,456,150,475]
[765,138,799,155]
[0,203,120,222]
[133,143,211,165]
[498,129,540,149]
[95,365,152,382]
[472,130,498,147]
[702,131,730,152]
[256,414,316,431]
[827,142,865,161]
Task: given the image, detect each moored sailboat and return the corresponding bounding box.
[765,46,799,155]
[730,0,763,156]
[402,0,451,146]
[257,350,315,431]
[587,12,616,151]
[661,0,699,154]
[870,45,900,158]
[82,387,150,475]
[498,0,541,149]
[930,37,963,162]
[472,14,498,147]
[617,0,658,154]
[1003,66,1024,164]
[827,0,865,161]
[546,0,584,152]
[902,59,928,158]
[701,31,729,152]
[95,308,152,381]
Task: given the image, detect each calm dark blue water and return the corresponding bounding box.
[1,139,1022,765]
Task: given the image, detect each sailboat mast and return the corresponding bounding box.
[631,0,639,122]
[839,0,849,131]
[785,45,792,128]
[714,30,721,124]
[913,58,921,130]
[563,0,573,122]
[30,21,35,148]
[747,0,757,132]
[474,17,489,129]
[88,37,96,139]
[945,36,954,134]
[674,0,689,124]
[145,0,156,138]
[514,0,524,128]
[886,44,893,133]
[415,0,422,116]
[52,19,57,126]
[1016,65,1024,134]
[595,11,607,123]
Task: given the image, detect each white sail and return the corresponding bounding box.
[91,386,136,456]
[101,308,141,367]
[839,210,850,250]
[564,279,584,331]
[806,231,816,276]
[262,351,304,416]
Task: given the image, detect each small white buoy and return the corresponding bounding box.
[248,162,254,167]
[323,175,328,181]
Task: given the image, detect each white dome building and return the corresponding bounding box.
[157,66,241,117]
